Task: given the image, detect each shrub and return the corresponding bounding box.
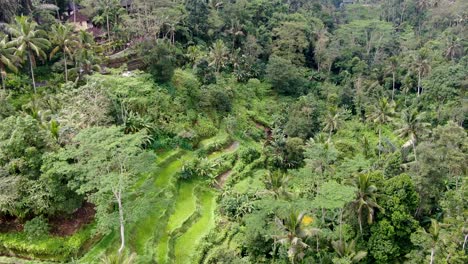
[24,216,49,240]
[238,147,260,164]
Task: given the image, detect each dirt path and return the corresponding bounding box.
[215,170,233,189]
[226,141,240,152]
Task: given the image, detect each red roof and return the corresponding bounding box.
[67,12,89,23]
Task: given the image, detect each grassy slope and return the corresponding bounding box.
[131,153,194,256]
[173,190,217,264]
[156,182,198,264]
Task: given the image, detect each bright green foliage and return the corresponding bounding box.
[44,126,154,234]
[0,115,68,217]
[368,174,420,263]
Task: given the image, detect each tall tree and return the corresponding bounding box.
[209,39,229,74]
[413,48,431,96]
[322,106,349,140]
[385,56,399,101]
[52,126,154,254]
[395,109,430,162]
[366,97,395,158]
[351,173,383,234]
[8,16,50,93]
[49,23,77,82]
[0,35,19,90]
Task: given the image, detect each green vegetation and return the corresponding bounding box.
[0,0,467,263]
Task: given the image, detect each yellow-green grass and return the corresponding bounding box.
[131,153,193,256]
[173,190,216,264]
[156,182,198,263]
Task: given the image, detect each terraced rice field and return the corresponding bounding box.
[173,190,217,264]
[79,136,239,263]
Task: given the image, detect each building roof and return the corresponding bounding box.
[67,12,89,23]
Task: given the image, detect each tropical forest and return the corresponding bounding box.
[0,0,466,263]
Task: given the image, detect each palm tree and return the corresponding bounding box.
[186,45,203,67]
[49,23,77,82]
[322,106,349,140]
[444,34,463,61]
[413,48,431,96]
[209,39,229,73]
[395,109,430,162]
[263,170,292,199]
[71,30,101,80]
[226,19,244,49]
[366,97,395,157]
[385,56,398,101]
[428,219,441,264]
[274,211,311,263]
[0,35,19,90]
[351,173,383,234]
[8,16,50,93]
[331,239,367,263]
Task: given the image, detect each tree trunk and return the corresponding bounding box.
[28,52,36,94]
[1,67,5,91]
[463,234,468,251]
[412,139,417,162]
[339,208,344,243]
[73,0,76,23]
[378,127,382,158]
[392,72,395,101]
[116,190,125,255]
[64,54,68,82]
[430,247,435,264]
[106,13,111,40]
[417,69,421,96]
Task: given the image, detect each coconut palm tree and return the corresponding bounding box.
[331,239,367,263]
[444,34,463,61]
[264,170,292,200]
[322,106,349,140]
[385,56,398,101]
[0,35,19,90]
[209,39,229,73]
[274,211,311,263]
[49,23,78,82]
[70,30,101,80]
[8,16,50,93]
[395,109,430,162]
[413,48,431,96]
[351,173,383,234]
[366,97,395,158]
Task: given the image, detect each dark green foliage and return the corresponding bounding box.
[140,40,177,83]
[200,85,233,114]
[284,94,325,139]
[195,59,217,85]
[266,56,308,96]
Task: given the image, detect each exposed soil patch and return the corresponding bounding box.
[226,141,240,152]
[0,215,23,233]
[215,170,232,189]
[254,122,272,140]
[49,202,95,236]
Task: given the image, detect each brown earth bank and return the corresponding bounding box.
[48,202,95,236]
[0,203,95,237]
